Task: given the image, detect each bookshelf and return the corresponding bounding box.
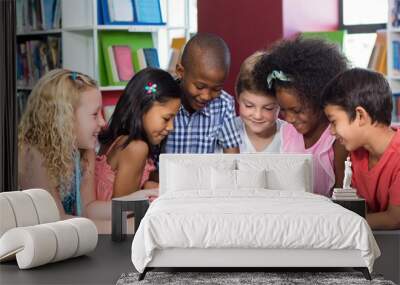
[61,0,193,93]
[16,0,195,112]
[388,0,400,125]
[16,0,63,119]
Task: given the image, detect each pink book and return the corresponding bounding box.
[113,45,135,81]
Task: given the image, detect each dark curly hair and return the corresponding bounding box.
[253,36,349,111]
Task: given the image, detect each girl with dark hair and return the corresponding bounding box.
[95,68,182,201]
[253,37,349,197]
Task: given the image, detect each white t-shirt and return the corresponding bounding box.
[235,117,285,153]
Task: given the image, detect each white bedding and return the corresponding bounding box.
[131,190,380,273]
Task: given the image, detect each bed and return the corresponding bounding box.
[131,154,380,280]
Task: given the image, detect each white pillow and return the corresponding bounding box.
[236,169,267,189]
[166,162,211,191]
[238,159,309,191]
[166,159,236,192]
[211,168,236,190]
[265,162,307,191]
[211,168,267,191]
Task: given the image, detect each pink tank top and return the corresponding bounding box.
[95,141,156,201]
[281,124,335,197]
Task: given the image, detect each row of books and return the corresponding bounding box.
[368,30,387,75]
[16,37,62,88]
[391,0,400,27]
[106,45,160,84]
[16,0,61,33]
[99,0,165,25]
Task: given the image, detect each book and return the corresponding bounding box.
[107,46,135,83]
[52,0,61,29]
[332,188,359,200]
[40,0,56,30]
[167,37,186,75]
[133,0,163,24]
[107,0,134,22]
[112,45,135,81]
[107,46,120,83]
[333,188,357,194]
[368,30,387,75]
[137,48,160,69]
[171,37,186,50]
[301,30,346,51]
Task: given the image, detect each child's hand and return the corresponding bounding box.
[143,181,159,189]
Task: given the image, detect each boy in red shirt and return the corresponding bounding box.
[322,68,400,230]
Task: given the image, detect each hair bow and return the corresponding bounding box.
[266,70,292,89]
[70,71,78,81]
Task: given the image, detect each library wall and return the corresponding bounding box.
[198,0,283,97]
[198,0,339,97]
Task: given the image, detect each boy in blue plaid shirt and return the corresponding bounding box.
[165,33,241,153]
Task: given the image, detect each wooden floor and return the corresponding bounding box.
[1,231,398,285]
[0,235,134,285]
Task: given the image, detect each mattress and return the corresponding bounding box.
[131,190,380,273]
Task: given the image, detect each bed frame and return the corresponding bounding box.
[138,154,372,281]
[138,248,371,280]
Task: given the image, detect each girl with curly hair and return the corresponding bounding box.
[253,37,349,197]
[18,69,106,219]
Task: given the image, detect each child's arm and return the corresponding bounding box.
[367,204,400,230]
[19,145,73,219]
[143,181,159,189]
[113,140,149,197]
[80,149,96,217]
[333,140,348,188]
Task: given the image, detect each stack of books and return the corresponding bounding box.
[332,188,359,200]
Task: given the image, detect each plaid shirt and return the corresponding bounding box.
[165,91,241,153]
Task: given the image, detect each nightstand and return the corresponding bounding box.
[112,197,149,242]
[332,198,366,218]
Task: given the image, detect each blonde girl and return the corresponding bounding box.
[18,69,106,219]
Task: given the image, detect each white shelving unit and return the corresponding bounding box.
[61,0,195,91]
[17,29,62,36]
[16,0,196,92]
[388,0,400,125]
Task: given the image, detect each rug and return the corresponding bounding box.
[116,271,396,285]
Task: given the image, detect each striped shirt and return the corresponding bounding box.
[165,91,241,153]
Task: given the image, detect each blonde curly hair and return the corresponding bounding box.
[18,69,98,193]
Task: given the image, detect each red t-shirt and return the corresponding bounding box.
[351,129,400,213]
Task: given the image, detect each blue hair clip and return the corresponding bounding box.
[70,71,78,81]
[266,70,292,89]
